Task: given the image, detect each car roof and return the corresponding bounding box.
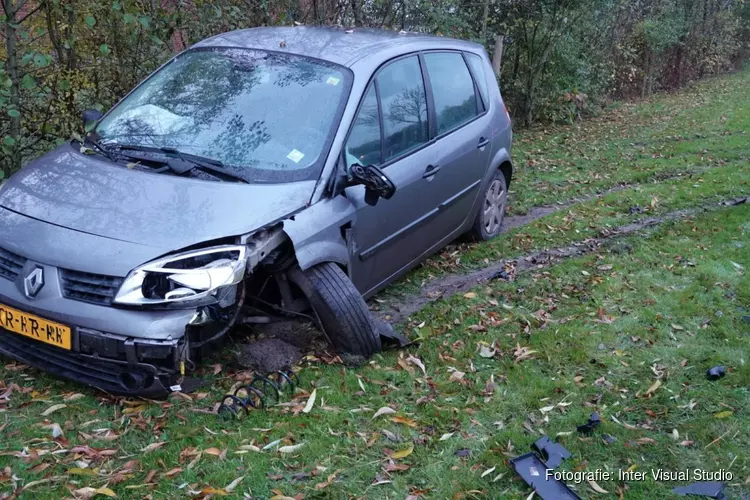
[192,26,484,67]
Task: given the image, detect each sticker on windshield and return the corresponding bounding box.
[326,76,341,86]
[287,149,305,163]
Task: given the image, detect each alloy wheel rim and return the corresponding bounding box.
[483,179,505,235]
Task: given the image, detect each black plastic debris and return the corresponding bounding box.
[532,436,572,469]
[601,433,617,445]
[576,411,601,434]
[672,481,727,499]
[454,448,472,457]
[510,453,581,500]
[706,366,726,381]
[374,319,413,350]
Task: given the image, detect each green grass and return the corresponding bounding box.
[1,70,749,499]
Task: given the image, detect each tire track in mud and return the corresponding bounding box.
[376,195,749,325]
[501,164,718,231]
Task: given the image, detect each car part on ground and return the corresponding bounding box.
[706,366,726,380]
[510,449,580,500]
[469,169,508,241]
[576,411,601,434]
[672,481,727,499]
[288,262,381,358]
[531,436,573,469]
[217,369,300,418]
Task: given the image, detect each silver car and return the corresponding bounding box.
[0,27,512,396]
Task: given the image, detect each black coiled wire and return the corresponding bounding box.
[217,369,299,419]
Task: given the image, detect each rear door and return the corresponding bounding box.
[419,51,493,234]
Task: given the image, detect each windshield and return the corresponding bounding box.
[95,48,350,182]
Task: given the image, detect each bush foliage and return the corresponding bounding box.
[1,0,748,176]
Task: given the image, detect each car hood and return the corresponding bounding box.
[0,145,315,252]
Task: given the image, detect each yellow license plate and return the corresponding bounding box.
[0,303,71,350]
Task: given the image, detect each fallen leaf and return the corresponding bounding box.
[449,370,465,382]
[140,441,167,453]
[406,355,426,376]
[204,447,224,457]
[671,324,684,331]
[279,443,305,454]
[303,389,317,414]
[390,445,414,460]
[224,476,244,493]
[479,345,496,358]
[644,379,661,396]
[439,432,454,441]
[163,467,182,478]
[391,416,418,428]
[588,479,609,494]
[713,410,733,419]
[481,466,496,478]
[463,292,477,299]
[373,407,396,419]
[95,487,117,498]
[41,404,67,416]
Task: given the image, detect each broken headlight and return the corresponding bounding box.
[114,245,247,307]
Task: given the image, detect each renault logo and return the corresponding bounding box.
[24,267,44,298]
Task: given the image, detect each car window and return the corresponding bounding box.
[424,52,478,135]
[345,85,382,168]
[465,52,489,109]
[376,56,429,162]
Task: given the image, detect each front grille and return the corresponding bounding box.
[0,247,26,281]
[60,269,123,306]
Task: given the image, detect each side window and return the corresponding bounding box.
[345,86,381,168]
[376,56,429,162]
[424,52,478,135]
[465,52,489,109]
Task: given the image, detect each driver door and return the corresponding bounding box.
[344,55,443,297]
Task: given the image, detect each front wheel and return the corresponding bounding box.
[468,171,508,241]
[288,262,381,358]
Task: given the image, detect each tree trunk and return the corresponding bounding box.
[3,0,22,176]
[350,0,363,26]
[491,34,504,76]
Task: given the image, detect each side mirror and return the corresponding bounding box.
[350,164,396,206]
[82,109,104,130]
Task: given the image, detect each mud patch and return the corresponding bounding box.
[376,196,748,324]
[235,338,303,373]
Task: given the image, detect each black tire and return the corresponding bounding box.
[288,262,382,358]
[468,170,508,241]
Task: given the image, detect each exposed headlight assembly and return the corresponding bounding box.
[114,245,247,307]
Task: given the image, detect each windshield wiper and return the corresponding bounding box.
[114,144,249,183]
[79,135,119,162]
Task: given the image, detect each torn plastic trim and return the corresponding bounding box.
[510,452,581,500]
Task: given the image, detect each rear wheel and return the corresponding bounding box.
[468,171,507,241]
[288,262,381,358]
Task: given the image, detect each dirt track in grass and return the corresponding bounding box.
[376,195,750,325]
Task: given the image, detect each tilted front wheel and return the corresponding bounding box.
[288,262,382,358]
[468,171,508,241]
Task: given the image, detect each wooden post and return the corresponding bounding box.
[491,34,504,77]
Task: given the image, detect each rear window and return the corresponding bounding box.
[465,52,489,108]
[423,52,478,135]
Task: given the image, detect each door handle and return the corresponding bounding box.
[422,164,440,178]
[477,137,490,149]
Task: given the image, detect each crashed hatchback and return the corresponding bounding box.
[0,27,512,397]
